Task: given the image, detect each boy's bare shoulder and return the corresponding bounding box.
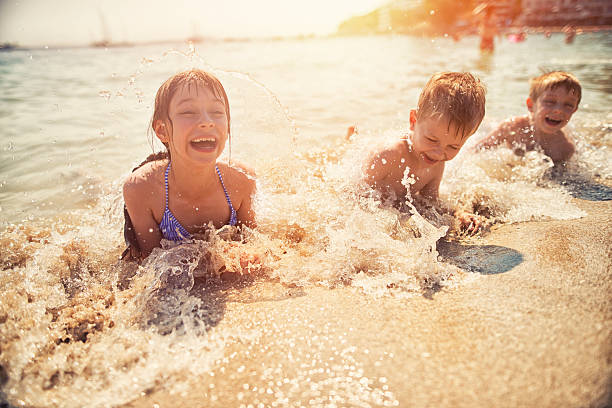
[495,115,530,134]
[368,140,406,164]
[508,114,529,126]
[478,115,531,149]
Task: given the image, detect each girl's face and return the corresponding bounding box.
[156,83,229,165]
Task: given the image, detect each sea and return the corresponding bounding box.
[1,32,611,407]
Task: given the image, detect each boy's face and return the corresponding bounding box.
[409,110,473,167]
[527,87,579,135]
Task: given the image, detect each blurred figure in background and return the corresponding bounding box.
[477,3,498,53]
[563,25,576,44]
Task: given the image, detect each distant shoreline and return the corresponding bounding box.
[2,26,611,51]
[516,24,612,33]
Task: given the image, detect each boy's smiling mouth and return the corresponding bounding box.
[545,117,563,126]
[421,153,439,165]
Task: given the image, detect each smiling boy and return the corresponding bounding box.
[476,71,581,164]
[364,72,486,206]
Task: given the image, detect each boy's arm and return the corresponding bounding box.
[123,178,162,259]
[560,140,576,162]
[418,163,444,202]
[551,134,576,163]
[420,163,486,235]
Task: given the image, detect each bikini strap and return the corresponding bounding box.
[215,165,238,226]
[164,161,171,210]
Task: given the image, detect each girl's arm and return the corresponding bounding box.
[231,164,257,229]
[123,178,162,259]
[236,179,257,229]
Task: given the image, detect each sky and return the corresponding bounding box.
[0,0,387,47]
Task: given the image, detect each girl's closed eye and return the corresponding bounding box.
[178,106,197,115]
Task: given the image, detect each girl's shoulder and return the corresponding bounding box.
[123,158,168,196]
[217,161,256,194]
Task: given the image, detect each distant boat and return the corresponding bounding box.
[91,40,132,48]
[187,21,204,43]
[0,43,18,51]
[90,11,132,48]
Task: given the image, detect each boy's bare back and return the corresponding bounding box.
[477,114,575,163]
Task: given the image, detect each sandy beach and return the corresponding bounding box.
[122,196,611,408]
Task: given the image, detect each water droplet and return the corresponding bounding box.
[98,90,111,101]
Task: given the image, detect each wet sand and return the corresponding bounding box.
[125,197,611,408]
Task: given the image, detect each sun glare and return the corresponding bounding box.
[0,0,386,46]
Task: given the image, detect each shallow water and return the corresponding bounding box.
[1,33,611,407]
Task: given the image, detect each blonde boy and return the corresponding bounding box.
[476,71,581,163]
[364,72,486,219]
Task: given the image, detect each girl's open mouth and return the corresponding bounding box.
[191,137,217,150]
[545,117,563,126]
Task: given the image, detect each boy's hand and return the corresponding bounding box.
[346,125,357,140]
[216,241,263,277]
[239,251,261,271]
[455,210,487,236]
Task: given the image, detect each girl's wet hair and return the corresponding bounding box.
[151,69,232,158]
[122,151,169,260]
[416,72,486,140]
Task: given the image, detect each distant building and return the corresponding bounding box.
[522,0,612,26]
[474,0,522,26]
[378,0,421,32]
[390,0,422,10]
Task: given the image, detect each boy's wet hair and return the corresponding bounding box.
[416,72,486,139]
[529,71,581,105]
[152,69,231,153]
